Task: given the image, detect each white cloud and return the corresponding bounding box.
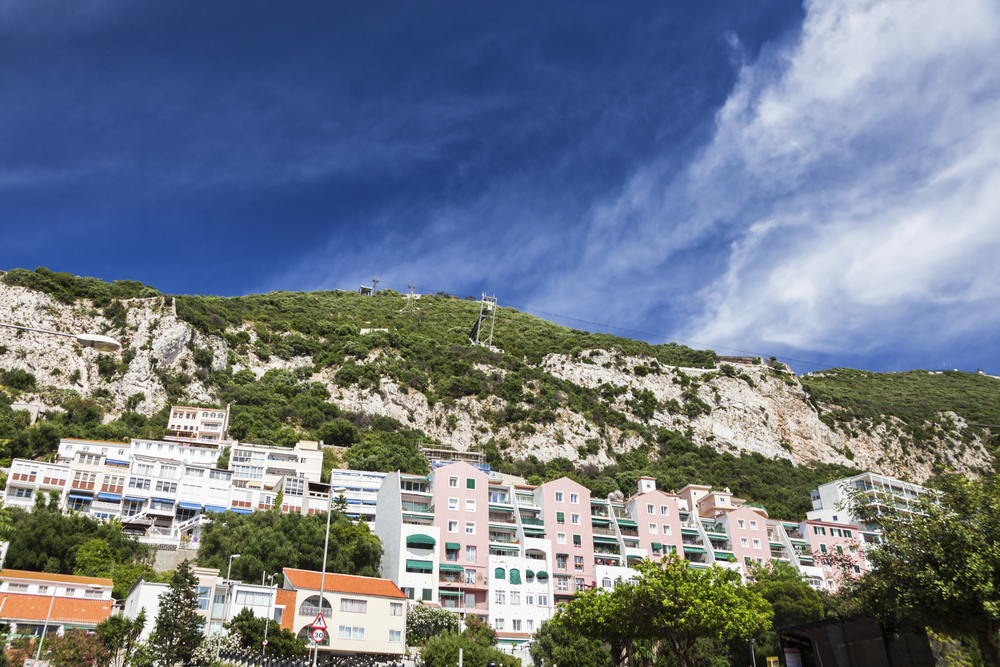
[544,0,1000,359]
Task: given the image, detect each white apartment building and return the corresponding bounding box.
[229,440,324,490]
[166,405,231,444]
[124,566,280,639]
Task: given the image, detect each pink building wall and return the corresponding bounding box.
[722,506,771,571]
[629,489,685,560]
[539,477,594,595]
[805,519,867,591]
[430,462,490,589]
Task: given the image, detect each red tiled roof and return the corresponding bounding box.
[0,593,113,625]
[275,589,298,632]
[283,569,406,599]
[1,570,113,587]
[497,632,531,639]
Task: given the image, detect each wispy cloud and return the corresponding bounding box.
[536,0,1000,365]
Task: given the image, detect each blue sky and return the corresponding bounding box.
[3,0,999,374]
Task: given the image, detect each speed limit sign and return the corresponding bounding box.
[311,628,325,643]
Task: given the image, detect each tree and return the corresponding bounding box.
[223,608,307,658]
[405,604,460,646]
[557,556,773,667]
[42,630,109,667]
[96,610,147,667]
[196,509,382,583]
[849,474,1000,667]
[421,617,519,667]
[151,560,204,667]
[190,633,240,667]
[530,619,612,667]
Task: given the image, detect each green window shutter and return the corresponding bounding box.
[509,569,522,585]
[556,511,565,522]
[422,589,432,601]
[495,567,505,580]
[467,478,476,490]
[820,544,828,553]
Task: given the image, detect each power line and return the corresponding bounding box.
[341,279,838,370]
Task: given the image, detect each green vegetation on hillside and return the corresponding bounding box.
[1,267,160,306]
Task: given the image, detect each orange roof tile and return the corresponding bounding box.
[283,569,406,599]
[1,570,114,587]
[0,593,113,625]
[275,589,298,632]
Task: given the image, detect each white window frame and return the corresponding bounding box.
[648,523,657,534]
[465,521,475,535]
[448,521,458,533]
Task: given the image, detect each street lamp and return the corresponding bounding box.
[262,572,279,652]
[227,554,241,581]
[312,486,347,667]
[0,323,121,352]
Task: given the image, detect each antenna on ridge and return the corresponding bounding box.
[470,293,498,347]
[372,276,380,295]
[402,282,417,312]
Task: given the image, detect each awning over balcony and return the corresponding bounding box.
[97,493,121,502]
[681,528,700,535]
[616,519,637,527]
[406,559,433,572]
[204,505,227,513]
[178,502,202,510]
[591,516,610,524]
[438,591,461,597]
[593,536,620,544]
[407,534,437,548]
[439,564,465,573]
[683,546,707,554]
[490,544,519,553]
[231,508,252,515]
[68,493,93,501]
[152,497,175,505]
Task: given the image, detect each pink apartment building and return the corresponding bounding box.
[431,462,490,615]
[625,477,685,562]
[804,519,867,592]
[537,477,594,599]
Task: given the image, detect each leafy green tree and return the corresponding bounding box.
[151,560,204,667]
[405,604,460,646]
[849,474,1000,667]
[42,630,109,667]
[421,617,519,667]
[96,610,147,667]
[223,608,307,658]
[196,509,382,582]
[557,556,772,667]
[530,619,612,667]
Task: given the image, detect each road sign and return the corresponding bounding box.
[262,640,268,647]
[310,613,327,630]
[311,628,325,643]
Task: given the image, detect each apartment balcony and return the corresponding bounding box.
[708,540,733,552]
[402,501,433,513]
[593,546,621,556]
[618,527,638,538]
[520,516,544,526]
[489,534,519,544]
[592,525,617,537]
[488,512,517,525]
[516,497,540,509]
[590,508,610,518]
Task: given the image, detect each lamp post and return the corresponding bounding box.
[312,486,346,667]
[227,554,241,581]
[262,572,279,652]
[34,584,58,660]
[215,554,242,662]
[0,323,121,352]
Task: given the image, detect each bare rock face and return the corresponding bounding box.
[0,282,990,483]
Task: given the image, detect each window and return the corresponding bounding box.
[511,591,520,605]
[466,569,476,584]
[235,591,270,605]
[196,586,212,611]
[557,533,566,544]
[449,476,458,488]
[155,481,177,493]
[556,511,565,524]
[495,618,505,630]
[465,522,475,535]
[495,589,506,604]
[737,519,745,529]
[660,505,669,516]
[466,546,477,563]
[844,530,853,538]
[389,629,402,643]
[836,545,844,555]
[749,521,758,531]
[663,525,671,536]
[648,523,657,534]
[853,565,861,574]
[576,578,585,591]
[573,534,582,547]
[340,598,367,613]
[466,478,476,490]
[574,556,583,571]
[740,537,749,548]
[555,492,564,502]
[528,620,534,631]
[647,504,654,514]
[526,594,534,605]
[602,577,612,588]
[571,513,580,525]
[570,493,579,504]
[338,626,365,640]
[7,584,28,593]
[538,594,548,605]
[820,544,828,553]
[404,588,414,600]
[556,555,567,570]
[512,619,522,631]
[753,539,761,549]
[495,568,506,580]
[556,577,567,591]
[390,603,403,616]
[422,589,432,601]
[448,498,458,510]
[466,499,476,512]
[448,521,458,533]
